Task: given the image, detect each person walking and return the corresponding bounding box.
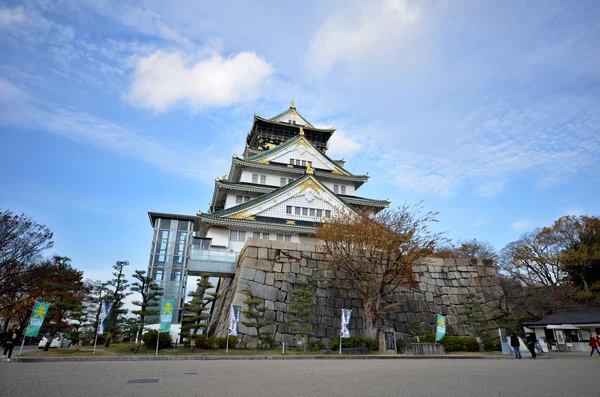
[2,326,21,362]
[589,336,600,357]
[510,334,522,359]
[526,334,537,359]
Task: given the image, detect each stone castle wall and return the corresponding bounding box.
[209,239,504,345]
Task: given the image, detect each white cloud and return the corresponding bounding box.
[127,50,274,112]
[0,79,227,184]
[306,0,419,75]
[512,219,529,231]
[477,180,507,198]
[327,130,362,159]
[0,6,24,28]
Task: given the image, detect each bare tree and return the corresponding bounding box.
[433,238,498,262]
[316,203,443,339]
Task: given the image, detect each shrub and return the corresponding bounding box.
[422,333,436,343]
[307,340,325,351]
[396,338,405,352]
[483,339,502,351]
[329,336,366,350]
[441,336,479,352]
[364,338,379,352]
[142,330,172,350]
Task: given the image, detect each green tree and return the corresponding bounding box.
[181,275,217,352]
[86,281,110,337]
[241,287,276,348]
[40,256,89,351]
[130,270,163,352]
[459,293,488,351]
[67,303,89,350]
[287,279,314,350]
[104,261,131,347]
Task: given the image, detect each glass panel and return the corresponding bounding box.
[325,210,331,218]
[316,209,323,217]
[341,186,346,194]
[296,160,301,166]
[290,158,294,165]
[281,178,286,186]
[172,271,182,281]
[158,230,169,241]
[177,220,189,231]
[244,196,251,202]
[302,160,306,167]
[277,234,284,241]
[262,233,270,240]
[295,207,301,215]
[260,175,266,184]
[302,208,308,215]
[286,206,292,214]
[159,219,171,229]
[236,196,243,203]
[253,232,261,239]
[252,174,258,183]
[200,238,211,250]
[284,235,291,242]
[310,208,316,216]
[334,185,339,193]
[154,270,163,281]
[238,231,246,241]
[230,230,238,241]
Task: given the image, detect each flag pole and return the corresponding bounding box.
[155,328,160,356]
[339,309,342,355]
[226,329,230,354]
[18,335,26,356]
[93,325,99,355]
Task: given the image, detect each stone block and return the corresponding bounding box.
[246,238,272,248]
[314,324,326,337]
[258,248,269,259]
[241,257,258,269]
[245,246,258,259]
[277,290,286,301]
[254,270,266,284]
[263,285,278,301]
[307,259,317,268]
[321,316,332,326]
[282,263,291,273]
[265,273,275,286]
[265,310,276,321]
[441,295,450,305]
[457,266,468,272]
[297,243,317,252]
[284,273,296,283]
[274,272,284,281]
[312,252,325,261]
[256,260,272,272]
[264,300,275,310]
[239,268,256,281]
[268,250,278,260]
[277,311,284,323]
[281,281,292,292]
[315,288,328,298]
[274,281,282,289]
[324,270,336,279]
[291,262,300,273]
[326,327,336,338]
[297,274,308,283]
[436,279,445,287]
[425,292,434,302]
[271,240,298,250]
[275,302,286,311]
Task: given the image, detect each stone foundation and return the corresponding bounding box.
[210,239,504,346]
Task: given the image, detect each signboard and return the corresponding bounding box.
[435,314,446,342]
[341,309,352,338]
[159,299,175,333]
[24,301,50,337]
[229,305,241,336]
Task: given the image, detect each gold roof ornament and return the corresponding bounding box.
[306,161,315,175]
[222,173,227,180]
[299,126,304,136]
[290,99,296,109]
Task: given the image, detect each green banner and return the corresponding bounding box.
[435,314,446,342]
[159,299,175,333]
[25,301,51,337]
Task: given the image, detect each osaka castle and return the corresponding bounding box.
[147,101,389,323]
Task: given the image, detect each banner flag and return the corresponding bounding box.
[159,299,175,333]
[435,314,447,342]
[341,309,352,338]
[24,301,51,337]
[98,300,113,335]
[229,305,241,336]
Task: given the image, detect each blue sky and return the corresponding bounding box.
[1,0,599,283]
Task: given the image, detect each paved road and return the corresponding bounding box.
[1,357,598,397]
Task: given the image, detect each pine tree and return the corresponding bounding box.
[180,275,217,352]
[67,303,89,350]
[86,281,110,337]
[241,287,275,348]
[131,270,163,352]
[287,279,313,350]
[459,293,488,351]
[104,261,131,347]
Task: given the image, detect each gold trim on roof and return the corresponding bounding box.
[306,161,314,175]
[299,126,304,136]
[255,158,270,164]
[227,210,256,221]
[298,178,324,194]
[285,220,296,225]
[290,99,295,109]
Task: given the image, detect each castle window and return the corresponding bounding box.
[302,160,306,167]
[316,209,323,217]
[262,233,270,240]
[252,174,258,183]
[253,232,261,239]
[341,186,346,194]
[302,208,308,216]
[310,208,316,216]
[260,175,267,184]
[244,196,251,203]
[290,158,294,165]
[236,195,243,204]
[334,185,339,194]
[281,178,287,186]
[296,159,302,166]
[325,210,332,218]
[286,206,292,214]
[295,207,301,215]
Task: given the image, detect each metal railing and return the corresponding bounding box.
[188,249,238,276]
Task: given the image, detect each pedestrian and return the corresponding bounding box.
[589,336,600,357]
[510,334,522,359]
[526,334,537,359]
[2,326,21,362]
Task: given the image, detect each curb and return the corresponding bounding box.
[11,354,549,363]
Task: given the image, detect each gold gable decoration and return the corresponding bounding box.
[255,158,270,164]
[226,210,256,221]
[298,178,324,194]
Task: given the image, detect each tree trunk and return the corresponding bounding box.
[362,304,378,340]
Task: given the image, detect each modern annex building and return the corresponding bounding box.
[147,102,389,322]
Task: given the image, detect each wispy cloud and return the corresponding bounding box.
[0,5,24,27]
[0,79,227,184]
[512,219,529,231]
[127,49,274,112]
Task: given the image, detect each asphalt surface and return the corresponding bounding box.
[1,357,598,397]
